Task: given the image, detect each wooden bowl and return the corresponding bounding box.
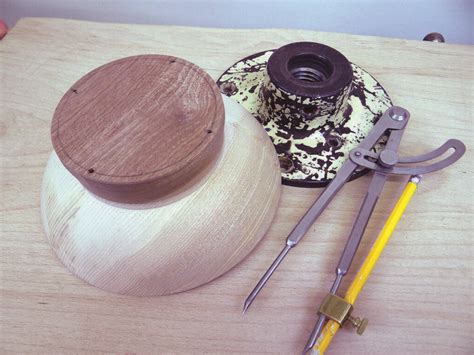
[41,55,281,296]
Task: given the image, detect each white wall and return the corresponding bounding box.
[1,0,472,44]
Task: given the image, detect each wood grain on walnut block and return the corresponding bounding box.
[41,55,281,296]
[51,55,225,203]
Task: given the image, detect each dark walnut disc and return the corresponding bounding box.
[51,55,225,203]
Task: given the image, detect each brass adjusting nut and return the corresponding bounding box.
[318,294,368,335]
[347,315,369,335]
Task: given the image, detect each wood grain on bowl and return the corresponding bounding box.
[42,95,281,296]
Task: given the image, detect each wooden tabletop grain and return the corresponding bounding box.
[1,18,473,354]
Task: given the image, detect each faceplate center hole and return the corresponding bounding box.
[287,54,334,83]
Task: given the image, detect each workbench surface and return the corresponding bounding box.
[1,18,472,354]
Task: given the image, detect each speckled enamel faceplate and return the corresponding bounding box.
[217,50,392,187]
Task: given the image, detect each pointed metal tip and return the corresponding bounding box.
[242,244,292,315]
[242,295,254,314]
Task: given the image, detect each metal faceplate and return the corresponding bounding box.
[217,50,392,187]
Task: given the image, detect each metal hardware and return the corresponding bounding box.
[347,316,369,335]
[388,106,408,121]
[423,32,445,43]
[318,294,353,325]
[243,107,409,314]
[313,175,421,353]
[350,139,465,175]
[220,81,237,96]
[240,106,466,352]
[217,42,393,187]
[318,294,368,336]
[278,155,295,173]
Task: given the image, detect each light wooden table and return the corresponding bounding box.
[1,18,472,354]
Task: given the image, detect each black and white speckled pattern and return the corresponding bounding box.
[217,49,392,187]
